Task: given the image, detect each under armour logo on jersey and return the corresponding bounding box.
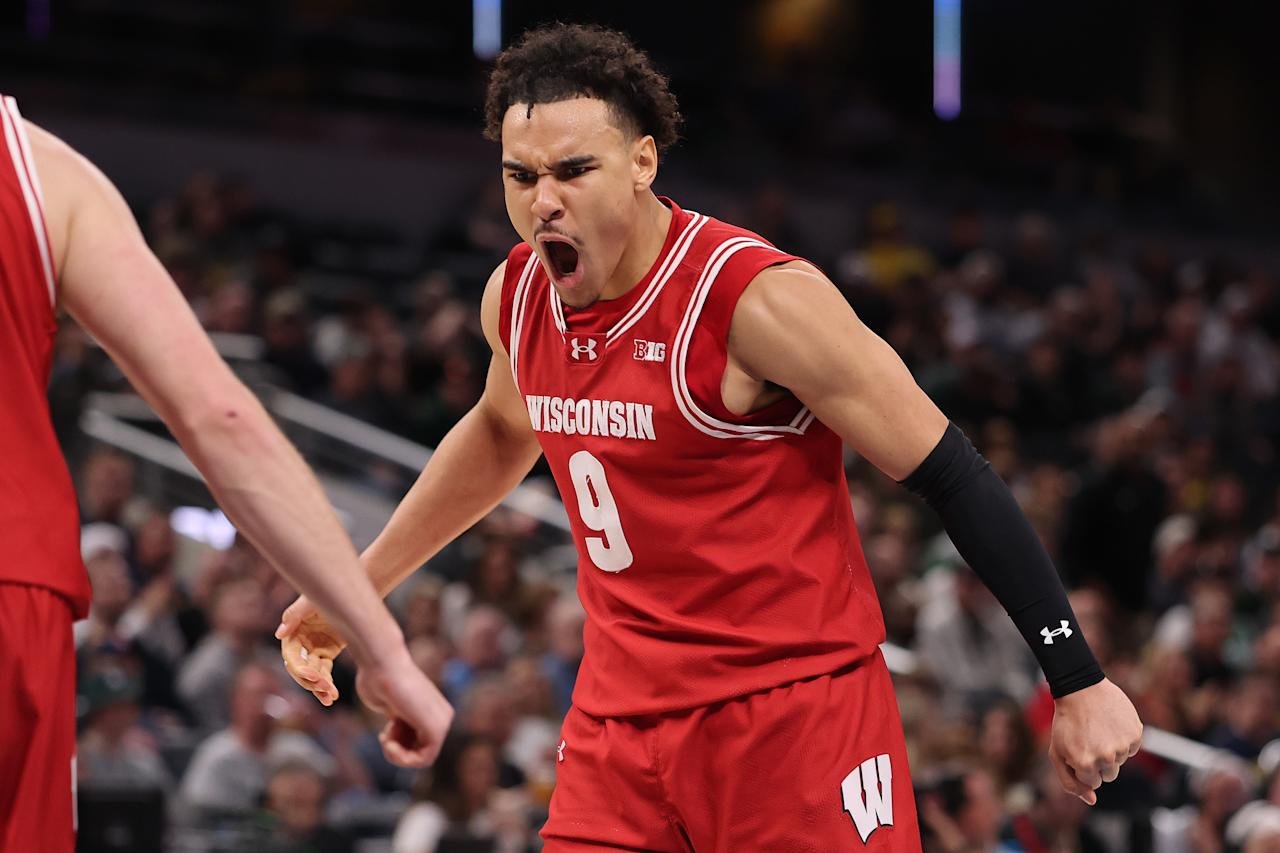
[565,333,605,365]
[557,740,566,763]
[632,339,667,363]
[1041,620,1073,644]
[841,754,894,843]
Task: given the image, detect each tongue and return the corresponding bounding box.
[547,242,579,278]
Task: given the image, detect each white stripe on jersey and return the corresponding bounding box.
[669,237,815,440]
[604,212,708,344]
[1,97,56,308]
[507,252,539,388]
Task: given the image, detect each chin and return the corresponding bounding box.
[554,282,600,309]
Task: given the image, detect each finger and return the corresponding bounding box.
[1050,752,1097,805]
[315,657,339,704]
[275,598,311,638]
[281,636,321,686]
[1074,762,1103,791]
[1128,737,1143,757]
[378,718,436,768]
[1100,760,1121,784]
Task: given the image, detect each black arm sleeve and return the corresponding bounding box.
[900,423,1105,697]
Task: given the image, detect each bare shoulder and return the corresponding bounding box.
[22,121,89,271]
[732,257,839,320]
[23,120,134,277]
[23,120,109,208]
[730,261,856,352]
[479,260,511,356]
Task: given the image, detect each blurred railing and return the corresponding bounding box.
[81,389,1224,774]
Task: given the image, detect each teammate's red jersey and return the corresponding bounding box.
[0,96,89,617]
[500,198,885,716]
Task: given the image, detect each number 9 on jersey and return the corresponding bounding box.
[568,450,634,573]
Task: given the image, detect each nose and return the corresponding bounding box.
[531,176,564,223]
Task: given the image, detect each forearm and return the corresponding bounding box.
[362,400,542,595]
[173,389,404,666]
[901,423,1104,697]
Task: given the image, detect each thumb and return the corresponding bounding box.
[1050,750,1097,806]
[275,596,312,639]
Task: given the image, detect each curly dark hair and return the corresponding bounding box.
[484,23,682,153]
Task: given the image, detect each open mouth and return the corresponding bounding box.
[541,238,581,281]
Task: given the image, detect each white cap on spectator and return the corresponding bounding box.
[80,522,128,561]
[1226,802,1280,848]
[1153,515,1196,558]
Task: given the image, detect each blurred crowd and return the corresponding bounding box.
[53,165,1280,853]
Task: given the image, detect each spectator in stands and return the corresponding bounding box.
[440,605,514,703]
[457,676,525,789]
[75,655,171,791]
[261,288,329,396]
[916,564,1038,708]
[976,698,1037,799]
[502,654,561,806]
[919,766,1016,853]
[1152,757,1253,852]
[1002,762,1108,852]
[262,760,353,853]
[179,661,333,816]
[540,594,586,717]
[392,733,536,853]
[1209,673,1280,761]
[79,448,144,528]
[177,574,279,731]
[1061,413,1168,609]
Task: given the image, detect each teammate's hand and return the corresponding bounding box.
[276,594,346,706]
[355,647,455,767]
[1049,678,1143,805]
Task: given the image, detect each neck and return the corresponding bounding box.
[599,192,672,301]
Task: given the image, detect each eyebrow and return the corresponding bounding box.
[502,155,599,172]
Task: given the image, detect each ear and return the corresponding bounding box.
[631,135,658,192]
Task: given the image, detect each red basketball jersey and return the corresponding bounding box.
[499,199,884,716]
[0,96,89,617]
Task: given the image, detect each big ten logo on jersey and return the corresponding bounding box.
[565,333,606,366]
[840,754,894,844]
[632,339,666,363]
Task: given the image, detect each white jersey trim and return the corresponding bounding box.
[507,252,539,388]
[1,97,56,309]
[670,237,814,440]
[545,211,710,343]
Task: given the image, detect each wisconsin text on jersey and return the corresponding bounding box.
[524,395,657,441]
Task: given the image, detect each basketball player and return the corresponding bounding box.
[0,99,453,852]
[278,24,1142,850]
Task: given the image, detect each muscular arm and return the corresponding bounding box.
[728,263,949,479]
[728,264,1140,801]
[727,264,1092,687]
[31,122,401,669]
[358,263,544,594]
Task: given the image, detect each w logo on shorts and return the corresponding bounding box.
[840,753,894,843]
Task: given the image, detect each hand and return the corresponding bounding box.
[1049,678,1143,805]
[355,648,454,767]
[276,595,346,707]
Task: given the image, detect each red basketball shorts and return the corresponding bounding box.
[0,582,77,853]
[541,648,921,851]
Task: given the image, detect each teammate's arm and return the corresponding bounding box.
[727,262,1142,804]
[275,262,543,697]
[30,121,452,766]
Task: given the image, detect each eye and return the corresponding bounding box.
[507,171,536,185]
[560,166,592,180]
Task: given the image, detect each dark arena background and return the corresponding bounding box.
[4,1,1280,851]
